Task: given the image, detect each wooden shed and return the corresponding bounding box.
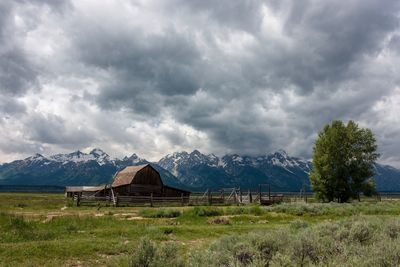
[112,164,190,197]
[65,185,107,198]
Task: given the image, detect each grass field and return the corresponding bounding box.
[1,193,400,266]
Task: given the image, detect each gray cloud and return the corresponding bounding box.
[0,0,400,166]
[71,25,203,115]
[25,112,94,148]
[0,2,37,96]
[0,96,26,115]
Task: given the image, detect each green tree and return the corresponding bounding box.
[310,120,379,202]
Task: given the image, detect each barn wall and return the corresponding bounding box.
[132,166,163,186]
[113,184,163,196]
[163,186,191,197]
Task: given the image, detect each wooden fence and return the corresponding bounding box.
[72,187,285,207]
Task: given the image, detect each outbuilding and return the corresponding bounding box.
[65,185,107,198]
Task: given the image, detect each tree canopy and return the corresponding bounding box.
[309,120,379,202]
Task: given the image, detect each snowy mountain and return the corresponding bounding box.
[158,150,313,191]
[0,149,183,189]
[159,150,219,176]
[158,150,400,191]
[48,149,113,166]
[0,148,399,192]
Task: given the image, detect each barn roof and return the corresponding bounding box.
[112,164,157,187]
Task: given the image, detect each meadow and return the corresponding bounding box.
[1,193,400,266]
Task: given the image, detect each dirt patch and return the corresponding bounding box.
[125,216,144,220]
[42,214,63,223]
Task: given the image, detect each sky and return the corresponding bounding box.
[0,0,399,166]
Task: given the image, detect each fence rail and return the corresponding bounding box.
[72,187,286,207]
[70,189,400,207]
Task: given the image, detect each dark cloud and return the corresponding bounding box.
[58,0,400,161]
[389,34,400,54]
[25,113,94,148]
[0,49,39,96]
[0,96,26,115]
[71,25,203,115]
[0,0,71,96]
[249,0,400,94]
[0,0,400,166]
[0,2,37,96]
[169,0,264,33]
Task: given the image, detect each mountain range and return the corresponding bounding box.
[0,149,399,192]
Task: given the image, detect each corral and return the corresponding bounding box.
[65,164,287,207]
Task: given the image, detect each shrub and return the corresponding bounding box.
[188,206,222,217]
[163,228,173,235]
[291,231,319,266]
[249,205,264,216]
[224,205,265,216]
[232,243,255,265]
[186,216,400,266]
[8,216,33,232]
[66,223,78,233]
[385,219,400,239]
[348,221,374,244]
[139,209,181,218]
[130,238,156,267]
[154,243,184,267]
[290,219,309,231]
[208,216,230,225]
[253,231,284,265]
[129,238,184,267]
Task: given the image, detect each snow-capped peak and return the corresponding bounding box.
[47,149,112,166]
[25,153,47,162]
[274,149,288,158]
[158,150,220,176]
[89,148,107,157]
[123,153,146,164]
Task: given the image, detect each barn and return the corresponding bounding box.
[111,164,190,197]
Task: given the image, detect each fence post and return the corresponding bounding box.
[249,190,252,203]
[77,193,81,207]
[239,189,242,204]
[115,196,119,207]
[235,188,239,206]
[258,185,261,204]
[268,184,271,200]
[181,193,184,206]
[150,193,153,207]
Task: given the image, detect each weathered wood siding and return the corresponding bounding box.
[112,164,190,197]
[163,186,190,197]
[132,166,162,186]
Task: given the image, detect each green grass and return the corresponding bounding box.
[138,208,182,218]
[1,193,400,266]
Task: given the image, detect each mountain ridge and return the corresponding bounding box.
[0,149,399,192]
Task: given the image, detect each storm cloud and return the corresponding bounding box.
[0,0,399,166]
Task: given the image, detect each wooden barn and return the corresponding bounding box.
[111,164,190,197]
